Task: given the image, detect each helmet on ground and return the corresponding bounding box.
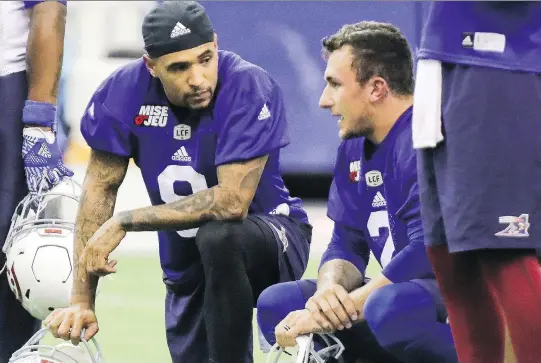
[266,333,345,363]
[9,327,105,363]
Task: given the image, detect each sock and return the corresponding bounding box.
[479,249,541,363]
[427,245,505,363]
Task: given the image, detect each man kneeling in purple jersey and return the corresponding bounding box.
[43,2,311,363]
[257,22,458,363]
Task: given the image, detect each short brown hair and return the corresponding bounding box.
[322,21,413,96]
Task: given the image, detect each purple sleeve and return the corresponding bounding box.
[382,138,433,282]
[327,178,360,229]
[381,221,433,282]
[24,1,66,8]
[80,90,133,157]
[327,140,363,229]
[327,179,346,221]
[214,74,289,166]
[319,223,369,277]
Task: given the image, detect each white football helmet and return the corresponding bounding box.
[9,327,105,363]
[266,333,345,363]
[1,178,81,320]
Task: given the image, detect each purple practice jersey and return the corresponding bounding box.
[80,50,308,284]
[418,2,541,73]
[321,107,433,283]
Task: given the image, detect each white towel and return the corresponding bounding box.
[412,59,444,149]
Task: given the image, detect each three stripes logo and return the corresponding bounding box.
[170,22,191,38]
[257,104,271,121]
[371,191,387,208]
[37,144,52,159]
[172,146,191,162]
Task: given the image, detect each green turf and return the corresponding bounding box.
[44,254,381,362]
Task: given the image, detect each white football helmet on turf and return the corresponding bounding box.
[1,178,81,320]
[266,333,345,363]
[9,327,105,363]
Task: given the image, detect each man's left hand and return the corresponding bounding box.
[79,217,125,278]
[275,309,332,347]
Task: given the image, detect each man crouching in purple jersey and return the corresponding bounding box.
[44,2,311,363]
[257,22,458,363]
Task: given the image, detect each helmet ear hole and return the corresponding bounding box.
[25,289,30,299]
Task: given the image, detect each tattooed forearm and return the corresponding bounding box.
[72,150,129,308]
[175,188,216,213]
[118,187,242,232]
[317,260,364,292]
[118,155,269,233]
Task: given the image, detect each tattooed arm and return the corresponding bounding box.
[72,149,129,309]
[78,154,268,276]
[116,155,268,232]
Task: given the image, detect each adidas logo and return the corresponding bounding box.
[462,35,473,47]
[172,146,191,162]
[38,144,52,159]
[257,103,271,120]
[371,191,387,208]
[170,22,191,38]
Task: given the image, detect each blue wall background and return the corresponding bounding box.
[202,1,428,174]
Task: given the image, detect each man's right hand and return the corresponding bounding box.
[43,304,99,345]
[305,283,359,331]
[22,127,73,194]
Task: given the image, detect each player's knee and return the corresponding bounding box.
[364,284,409,348]
[257,281,299,319]
[195,220,243,267]
[257,281,303,344]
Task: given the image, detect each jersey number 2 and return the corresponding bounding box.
[367,210,395,268]
[157,165,209,238]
